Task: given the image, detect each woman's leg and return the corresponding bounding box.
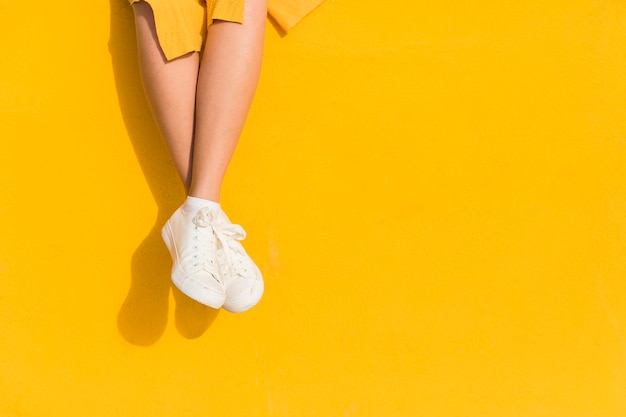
[132,1,199,190]
[188,0,267,202]
[133,2,227,309]
[132,0,266,310]
[188,0,267,312]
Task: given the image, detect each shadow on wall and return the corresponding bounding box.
[108,0,219,346]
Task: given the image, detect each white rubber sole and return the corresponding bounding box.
[161,222,226,309]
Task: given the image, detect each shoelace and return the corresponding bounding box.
[194,208,248,278]
[191,208,220,273]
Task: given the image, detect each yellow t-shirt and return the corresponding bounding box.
[129,0,324,60]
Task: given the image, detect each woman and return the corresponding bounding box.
[130,0,267,312]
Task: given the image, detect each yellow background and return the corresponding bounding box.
[1,0,626,415]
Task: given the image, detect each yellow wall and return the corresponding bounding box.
[1,0,626,415]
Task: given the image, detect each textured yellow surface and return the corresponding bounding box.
[1,0,626,416]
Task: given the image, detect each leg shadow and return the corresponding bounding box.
[173,286,220,339]
[108,0,218,345]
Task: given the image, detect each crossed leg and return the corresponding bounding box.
[131,0,267,311]
[132,0,266,200]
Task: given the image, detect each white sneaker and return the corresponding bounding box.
[212,210,264,313]
[161,206,226,309]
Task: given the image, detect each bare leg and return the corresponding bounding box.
[132,1,199,190]
[189,0,267,201]
[131,0,266,310]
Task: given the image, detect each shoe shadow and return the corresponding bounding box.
[109,0,219,345]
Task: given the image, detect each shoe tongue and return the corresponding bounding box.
[183,196,220,213]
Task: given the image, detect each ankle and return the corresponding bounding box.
[182,196,220,213]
